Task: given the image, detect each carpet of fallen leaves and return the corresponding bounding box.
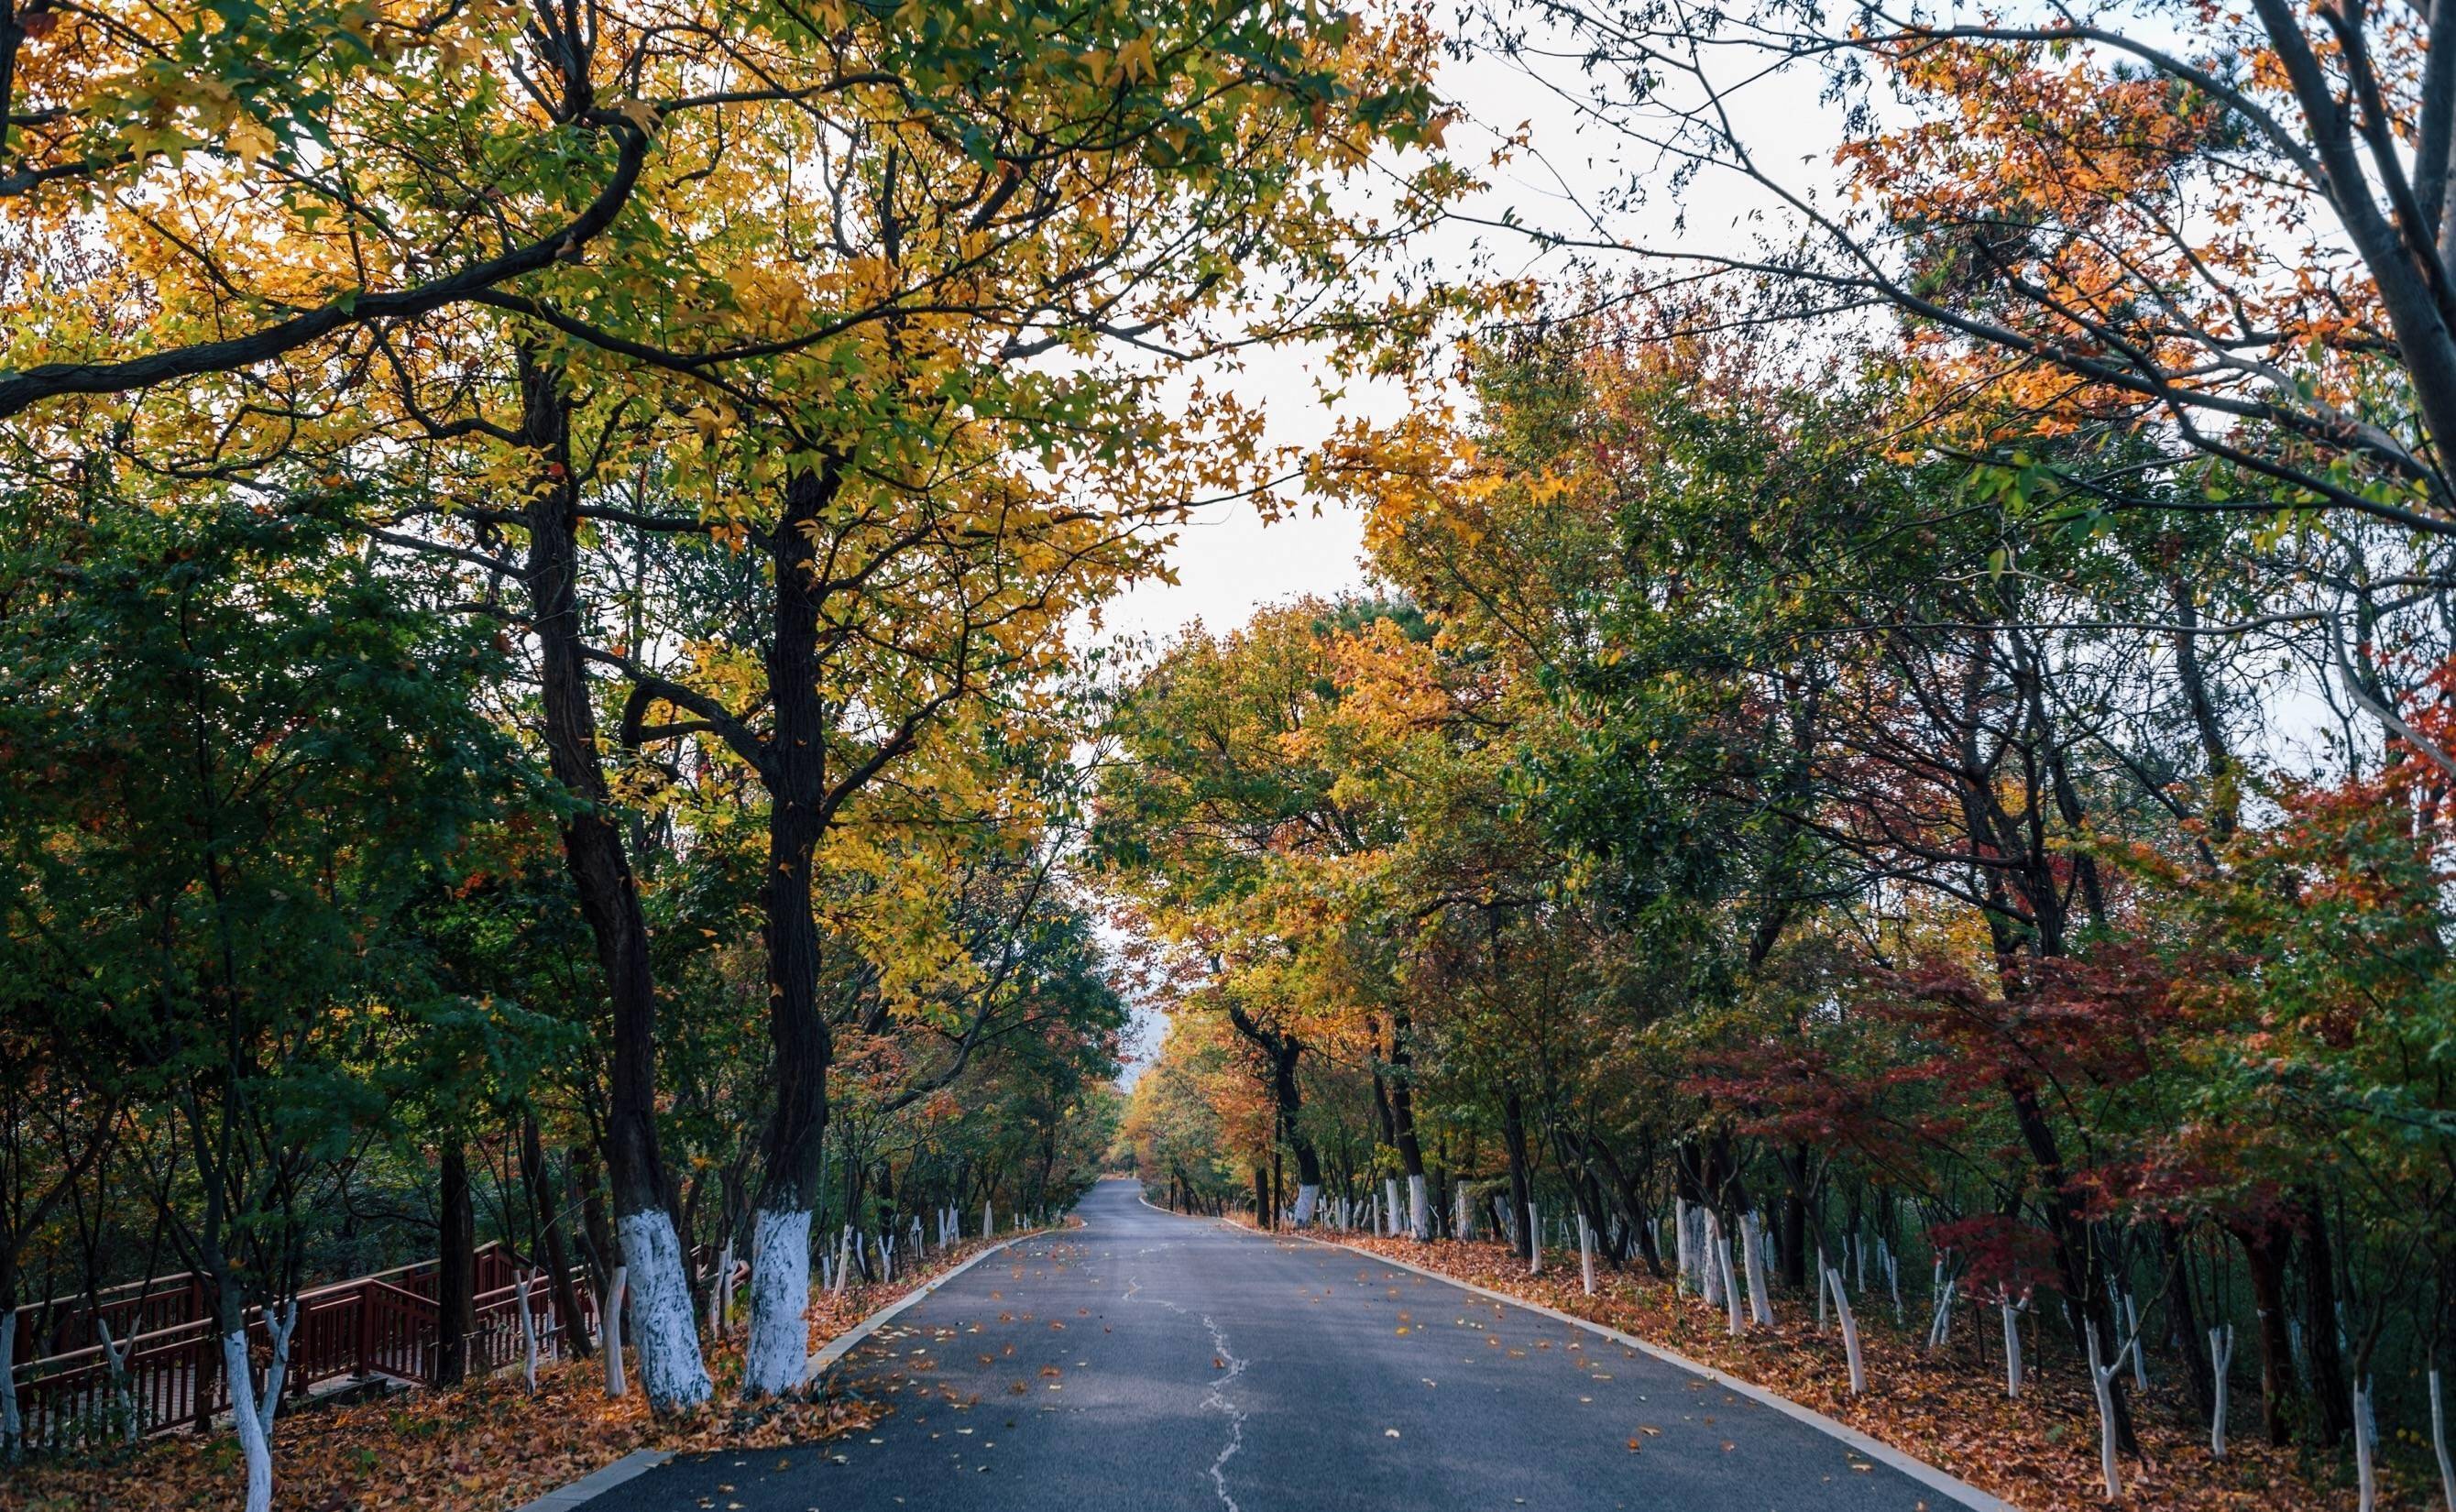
[3,1231,1042,1512]
[1292,1224,2416,1511]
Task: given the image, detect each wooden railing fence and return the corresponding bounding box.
[4,1242,632,1450]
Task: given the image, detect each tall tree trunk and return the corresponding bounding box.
[1387,1012,1430,1237]
[434,1141,476,1388]
[2231,1216,2300,1446]
[1589,1138,1666,1279]
[742,466,838,1399]
[1229,1006,1321,1223]
[1502,1090,1534,1265]
[2163,1223,2217,1419]
[522,1116,593,1359]
[2297,1197,2355,1445]
[2001,1068,2138,1452]
[572,1145,616,1305]
[0,1261,20,1462]
[1778,1145,1811,1289]
[515,349,709,1410]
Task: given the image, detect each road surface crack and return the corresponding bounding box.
[1122,1272,1245,1511]
[1196,1312,1247,1512]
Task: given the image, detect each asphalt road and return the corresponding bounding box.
[585,1179,1981,1512]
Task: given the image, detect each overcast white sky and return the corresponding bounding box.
[1094,16,1847,654]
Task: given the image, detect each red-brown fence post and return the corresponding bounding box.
[192,1328,214,1430]
[356,1282,373,1379]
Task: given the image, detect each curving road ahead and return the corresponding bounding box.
[584,1179,1990,1512]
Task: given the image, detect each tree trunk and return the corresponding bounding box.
[1228,1005,1321,1224]
[742,466,840,1400]
[2298,1198,2355,1445]
[1387,1013,1430,1236]
[573,1145,616,1303]
[515,349,708,1410]
[2001,1066,2138,1452]
[2163,1224,2216,1419]
[0,1265,19,1462]
[434,1140,475,1388]
[2232,1216,2299,1446]
[1501,1090,1534,1265]
[1588,1138,1666,1279]
[522,1117,592,1358]
[1778,1145,1811,1290]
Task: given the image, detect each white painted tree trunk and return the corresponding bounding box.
[1825,1267,1864,1394]
[1384,1178,1402,1239]
[1708,1214,1743,1333]
[1577,1212,1596,1296]
[2210,1325,2233,1460]
[95,1319,137,1441]
[2356,1377,2377,1512]
[831,1226,853,1296]
[2429,1368,2455,1512]
[517,1274,540,1390]
[708,1241,733,1336]
[1926,1261,1956,1350]
[617,1210,713,1409]
[1738,1211,1774,1326]
[741,1209,812,1398]
[1815,1247,1828,1332]
[1673,1200,1693,1293]
[1528,1202,1542,1276]
[1455,1186,1471,1240]
[983,1201,993,1238]
[259,1298,297,1438]
[2123,1291,2148,1389]
[1293,1183,1320,1226]
[602,1267,629,1397]
[2086,1320,2128,1500]
[1408,1174,1430,1240]
[2000,1296,2025,1398]
[1,1311,21,1458]
[1854,1226,1866,1292]
[1719,1234,1744,1333]
[1882,1245,1903,1327]
[224,1299,297,1512]
[224,1330,275,1512]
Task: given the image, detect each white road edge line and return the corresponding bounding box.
[515,1225,1063,1511]
[805,1227,1051,1385]
[1137,1196,2016,1512]
[510,1448,673,1512]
